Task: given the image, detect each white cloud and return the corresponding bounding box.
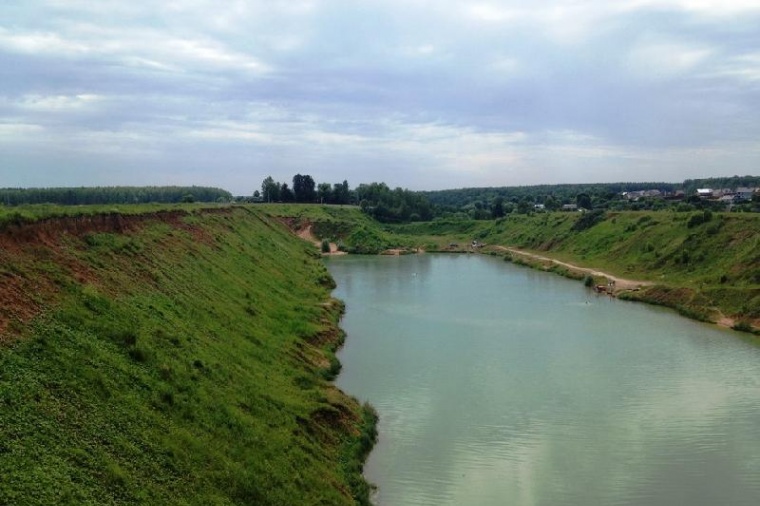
[709,52,760,83]
[19,94,102,111]
[624,0,760,16]
[0,122,45,139]
[466,4,519,23]
[627,39,713,80]
[0,29,90,55]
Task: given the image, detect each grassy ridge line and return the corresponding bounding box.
[0,202,235,227]
[390,211,760,331]
[0,206,375,505]
[260,203,421,254]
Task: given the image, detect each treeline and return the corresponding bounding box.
[423,182,678,213]
[259,175,352,205]
[259,175,433,223]
[423,178,760,219]
[356,182,433,223]
[0,186,232,206]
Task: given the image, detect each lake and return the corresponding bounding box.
[326,254,760,506]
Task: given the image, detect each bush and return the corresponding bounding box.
[320,239,331,253]
[732,321,755,333]
[571,210,605,232]
[583,275,594,287]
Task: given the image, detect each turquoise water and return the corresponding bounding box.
[327,254,760,506]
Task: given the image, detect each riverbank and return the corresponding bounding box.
[328,253,760,506]
[0,206,376,505]
[264,204,758,334]
[389,212,760,335]
[486,245,752,331]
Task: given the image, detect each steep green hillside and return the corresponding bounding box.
[392,211,760,328]
[0,207,376,505]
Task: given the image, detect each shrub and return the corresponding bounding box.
[732,321,755,333]
[320,239,331,253]
[583,275,594,287]
[572,210,605,232]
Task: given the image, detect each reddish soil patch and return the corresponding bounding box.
[0,208,225,343]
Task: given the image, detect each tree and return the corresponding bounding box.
[261,176,280,202]
[544,195,559,211]
[333,180,351,205]
[491,196,505,218]
[517,197,532,214]
[292,174,316,203]
[280,183,294,202]
[576,193,592,210]
[317,182,332,204]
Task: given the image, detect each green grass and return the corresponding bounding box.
[259,203,419,254]
[392,211,760,325]
[0,202,238,227]
[0,206,374,505]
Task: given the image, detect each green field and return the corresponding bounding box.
[0,206,376,505]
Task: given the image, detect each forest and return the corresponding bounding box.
[0,186,232,206]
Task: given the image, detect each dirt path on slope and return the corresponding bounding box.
[494,246,653,292]
[297,225,346,255]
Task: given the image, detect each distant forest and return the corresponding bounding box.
[423,176,760,219]
[0,186,232,206]
[2,175,758,222]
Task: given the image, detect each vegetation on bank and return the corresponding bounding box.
[257,202,758,330]
[0,206,375,505]
[391,211,759,330]
[0,186,232,206]
[260,203,421,254]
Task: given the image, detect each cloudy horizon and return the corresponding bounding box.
[1,1,759,194]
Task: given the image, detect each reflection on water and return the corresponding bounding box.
[327,254,760,506]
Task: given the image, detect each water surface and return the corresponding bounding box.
[327,254,760,506]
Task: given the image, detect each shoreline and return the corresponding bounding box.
[287,217,756,336]
[487,245,749,333]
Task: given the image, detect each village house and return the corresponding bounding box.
[622,189,663,201]
[697,188,714,198]
[735,187,756,201]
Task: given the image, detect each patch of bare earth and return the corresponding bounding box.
[295,224,346,255]
[0,209,223,343]
[496,246,653,292]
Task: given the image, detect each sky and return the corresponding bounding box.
[1,1,759,194]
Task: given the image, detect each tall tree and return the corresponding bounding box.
[280,183,294,202]
[333,180,351,205]
[317,182,332,204]
[292,174,316,203]
[261,176,280,202]
[576,193,593,210]
[491,196,505,218]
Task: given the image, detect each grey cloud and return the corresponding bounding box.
[1,1,759,192]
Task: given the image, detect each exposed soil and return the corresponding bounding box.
[295,224,346,255]
[493,246,754,332]
[496,246,653,292]
[0,208,228,342]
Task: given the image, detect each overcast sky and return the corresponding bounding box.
[1,1,759,193]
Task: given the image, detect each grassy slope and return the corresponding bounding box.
[0,206,375,505]
[259,204,420,254]
[392,211,760,327]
